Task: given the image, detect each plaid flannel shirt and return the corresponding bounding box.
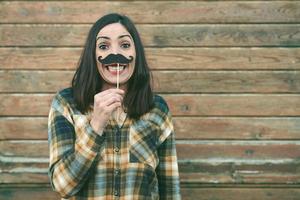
[48,88,181,200]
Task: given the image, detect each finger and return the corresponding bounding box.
[96,93,123,105]
[105,101,121,114]
[102,93,123,103]
[94,89,112,99]
[101,95,122,107]
[111,88,125,94]
[95,88,125,99]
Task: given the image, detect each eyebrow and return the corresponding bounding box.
[96,34,132,41]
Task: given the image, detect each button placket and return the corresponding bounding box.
[114,190,119,196]
[113,126,121,198]
[115,168,120,175]
[114,147,120,153]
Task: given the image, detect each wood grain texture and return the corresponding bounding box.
[173,117,300,140]
[2,161,300,184]
[2,186,300,200]
[181,188,300,200]
[1,1,299,23]
[1,24,300,47]
[0,140,48,157]
[164,94,300,116]
[1,47,300,70]
[2,117,300,140]
[1,94,299,116]
[1,0,299,198]
[1,140,300,184]
[0,187,59,200]
[1,0,298,2]
[1,140,300,162]
[1,70,300,93]
[0,173,49,184]
[1,161,48,173]
[0,94,53,116]
[1,161,300,184]
[1,170,300,185]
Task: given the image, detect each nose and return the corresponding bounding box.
[110,44,119,55]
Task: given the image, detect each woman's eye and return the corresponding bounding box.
[99,44,108,50]
[121,43,131,49]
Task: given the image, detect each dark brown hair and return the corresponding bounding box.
[72,13,154,119]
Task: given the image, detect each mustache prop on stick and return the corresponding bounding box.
[98,54,133,65]
[98,54,133,121]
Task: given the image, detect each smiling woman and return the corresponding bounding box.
[47,13,181,200]
[71,14,153,120]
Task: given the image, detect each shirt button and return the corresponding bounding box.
[114,190,119,196]
[115,169,120,175]
[114,147,120,153]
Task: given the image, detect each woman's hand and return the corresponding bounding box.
[90,88,124,135]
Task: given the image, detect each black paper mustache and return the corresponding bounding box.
[98,54,134,65]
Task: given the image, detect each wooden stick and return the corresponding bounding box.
[116,63,120,121]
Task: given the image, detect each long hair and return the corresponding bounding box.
[72,13,154,119]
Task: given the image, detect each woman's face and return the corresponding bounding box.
[96,23,136,86]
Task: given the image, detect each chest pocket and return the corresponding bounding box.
[129,119,159,169]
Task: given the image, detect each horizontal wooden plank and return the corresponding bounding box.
[1,144,299,184]
[0,94,53,116]
[178,161,300,176]
[1,47,300,70]
[174,117,300,140]
[180,173,300,185]
[2,117,300,140]
[1,140,300,160]
[2,158,300,184]
[2,160,300,179]
[182,188,300,200]
[0,173,49,184]
[177,141,300,160]
[5,186,300,200]
[1,70,300,93]
[1,171,300,185]
[1,1,299,23]
[0,118,47,140]
[0,70,71,93]
[0,140,48,157]
[164,94,300,116]
[0,187,59,200]
[178,157,299,184]
[1,24,300,47]
[3,158,300,174]
[1,162,48,173]
[1,0,296,1]
[2,187,300,200]
[1,94,300,116]
[155,71,300,93]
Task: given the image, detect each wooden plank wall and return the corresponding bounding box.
[1,0,300,199]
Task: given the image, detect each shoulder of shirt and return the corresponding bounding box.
[152,94,174,144]
[56,87,73,101]
[153,94,170,116]
[52,87,77,112]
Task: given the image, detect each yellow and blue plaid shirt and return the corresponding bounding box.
[48,88,181,199]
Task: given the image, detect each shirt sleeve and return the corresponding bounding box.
[156,109,181,200]
[48,94,106,198]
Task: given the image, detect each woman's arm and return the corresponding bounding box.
[156,109,181,200]
[48,96,106,198]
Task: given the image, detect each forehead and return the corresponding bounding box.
[97,23,131,38]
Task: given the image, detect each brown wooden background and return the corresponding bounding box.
[1,1,300,199]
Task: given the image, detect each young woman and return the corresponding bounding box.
[48,13,181,200]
